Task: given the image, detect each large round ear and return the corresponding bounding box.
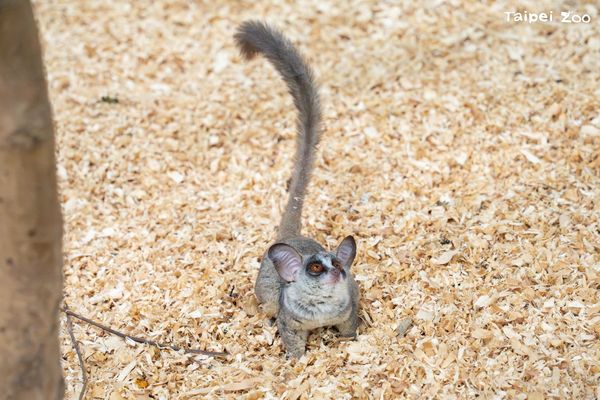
[268,244,303,282]
[336,236,357,269]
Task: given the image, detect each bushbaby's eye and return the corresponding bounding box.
[307,263,324,274]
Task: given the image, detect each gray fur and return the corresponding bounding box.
[234,20,321,240]
[235,21,359,358]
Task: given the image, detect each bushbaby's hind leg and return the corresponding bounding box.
[255,259,281,317]
[335,308,358,338]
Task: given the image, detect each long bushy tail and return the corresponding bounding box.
[235,20,321,240]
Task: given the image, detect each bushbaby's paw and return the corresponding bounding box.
[285,348,305,360]
[335,319,358,339]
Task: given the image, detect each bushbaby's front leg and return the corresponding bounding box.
[277,317,308,358]
[335,308,358,338]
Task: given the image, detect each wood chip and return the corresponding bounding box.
[431,250,458,265]
[39,2,598,398]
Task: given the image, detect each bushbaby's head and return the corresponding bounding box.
[268,236,356,290]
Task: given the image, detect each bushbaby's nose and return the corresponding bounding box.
[330,268,340,277]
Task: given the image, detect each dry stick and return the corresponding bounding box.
[64,306,88,400]
[60,307,228,358]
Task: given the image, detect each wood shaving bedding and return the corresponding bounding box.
[33,0,598,398]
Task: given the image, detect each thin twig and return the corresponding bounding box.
[60,307,228,358]
[64,305,88,400]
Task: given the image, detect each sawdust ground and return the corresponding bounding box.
[34,0,599,399]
